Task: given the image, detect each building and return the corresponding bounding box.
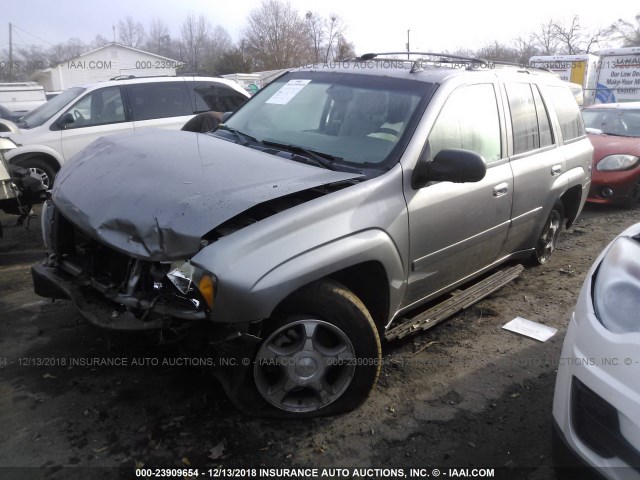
[30,43,183,92]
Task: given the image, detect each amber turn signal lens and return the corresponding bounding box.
[198,275,215,309]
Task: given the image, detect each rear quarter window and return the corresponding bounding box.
[192,83,248,113]
[542,85,585,142]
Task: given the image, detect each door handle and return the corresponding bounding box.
[493,182,509,197]
[551,165,562,176]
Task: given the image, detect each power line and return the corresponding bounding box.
[11,24,57,47]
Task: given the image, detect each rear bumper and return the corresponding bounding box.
[32,262,207,331]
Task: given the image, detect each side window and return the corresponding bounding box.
[64,86,125,128]
[505,83,539,154]
[542,85,586,142]
[532,85,554,147]
[127,82,192,121]
[428,83,501,163]
[193,84,248,113]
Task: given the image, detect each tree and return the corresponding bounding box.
[608,14,640,47]
[146,18,171,56]
[533,19,560,56]
[118,16,146,49]
[181,13,211,72]
[552,15,604,54]
[215,47,253,75]
[243,0,311,70]
[305,11,325,63]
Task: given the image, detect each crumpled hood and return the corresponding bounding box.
[52,129,359,261]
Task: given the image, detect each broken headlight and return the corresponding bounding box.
[165,261,217,310]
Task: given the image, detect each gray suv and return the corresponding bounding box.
[32,54,592,418]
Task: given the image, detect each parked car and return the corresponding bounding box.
[582,102,640,208]
[0,137,47,237]
[0,76,249,188]
[553,222,640,478]
[31,54,592,418]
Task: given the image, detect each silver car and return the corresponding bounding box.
[32,54,592,418]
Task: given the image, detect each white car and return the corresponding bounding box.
[0,76,249,188]
[553,223,640,479]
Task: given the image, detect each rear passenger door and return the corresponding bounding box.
[403,82,513,308]
[499,82,566,255]
[128,81,194,131]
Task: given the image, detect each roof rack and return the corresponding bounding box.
[357,52,489,72]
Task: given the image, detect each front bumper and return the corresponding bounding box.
[587,168,639,205]
[552,274,640,478]
[32,261,207,331]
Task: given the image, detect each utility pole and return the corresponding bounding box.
[9,22,13,81]
[406,29,410,59]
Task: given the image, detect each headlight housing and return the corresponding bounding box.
[596,154,639,171]
[593,235,640,333]
[166,261,217,310]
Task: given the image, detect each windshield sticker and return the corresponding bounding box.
[265,79,311,105]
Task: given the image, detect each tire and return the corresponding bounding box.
[16,157,57,189]
[232,279,382,418]
[531,201,564,265]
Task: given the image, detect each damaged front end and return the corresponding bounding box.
[33,204,217,333]
[31,130,359,336]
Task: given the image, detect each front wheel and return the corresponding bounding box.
[532,201,564,265]
[17,157,57,189]
[234,279,381,418]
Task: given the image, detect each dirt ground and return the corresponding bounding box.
[0,202,638,480]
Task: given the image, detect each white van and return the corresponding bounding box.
[0,82,47,116]
[593,47,640,104]
[0,76,249,187]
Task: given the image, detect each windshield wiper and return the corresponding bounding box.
[215,124,257,146]
[261,139,341,171]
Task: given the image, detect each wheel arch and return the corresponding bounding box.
[8,151,61,173]
[271,260,391,336]
[560,184,583,228]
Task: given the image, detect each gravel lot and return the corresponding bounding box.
[0,203,637,480]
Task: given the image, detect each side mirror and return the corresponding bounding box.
[220,111,233,123]
[412,148,487,189]
[57,113,75,129]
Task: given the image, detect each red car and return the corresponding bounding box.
[582,102,640,208]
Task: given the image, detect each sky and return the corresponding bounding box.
[1,0,638,57]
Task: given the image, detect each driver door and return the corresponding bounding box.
[402,82,513,309]
[60,86,133,161]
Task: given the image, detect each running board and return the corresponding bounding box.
[385,264,524,341]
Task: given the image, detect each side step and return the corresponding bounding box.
[385,264,524,341]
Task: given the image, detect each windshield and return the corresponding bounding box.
[18,87,85,129]
[221,71,433,171]
[582,108,640,138]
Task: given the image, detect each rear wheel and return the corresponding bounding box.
[532,201,564,265]
[233,279,381,418]
[17,157,57,189]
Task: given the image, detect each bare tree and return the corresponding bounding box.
[146,18,171,56]
[533,20,560,56]
[512,36,540,65]
[200,26,234,74]
[608,14,640,47]
[243,0,311,70]
[324,14,346,62]
[181,13,211,72]
[552,15,604,54]
[90,35,110,50]
[118,16,146,49]
[305,11,324,63]
[333,34,355,61]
